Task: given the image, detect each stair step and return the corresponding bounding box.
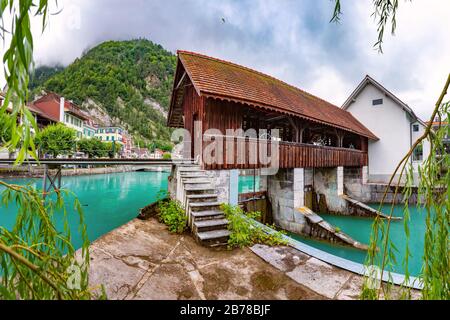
[189,201,221,208]
[187,194,218,200]
[181,174,209,179]
[194,219,229,229]
[197,230,231,241]
[191,210,224,219]
[179,168,204,172]
[183,179,211,184]
[184,185,215,191]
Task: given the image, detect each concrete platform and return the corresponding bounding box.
[84,218,324,300]
[83,218,420,300]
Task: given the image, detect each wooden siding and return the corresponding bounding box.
[182,85,204,159]
[203,98,243,133]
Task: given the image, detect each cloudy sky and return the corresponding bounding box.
[4,0,450,120]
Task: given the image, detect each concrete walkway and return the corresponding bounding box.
[85,218,420,300]
[86,218,324,300]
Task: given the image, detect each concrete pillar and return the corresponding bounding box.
[362,166,368,184]
[293,168,305,208]
[211,170,231,204]
[337,166,344,196]
[229,169,239,206]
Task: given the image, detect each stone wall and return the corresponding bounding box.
[267,169,308,235]
[313,168,347,214]
[343,167,372,203]
[0,165,136,179]
[343,167,419,204]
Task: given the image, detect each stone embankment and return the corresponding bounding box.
[0,165,133,178]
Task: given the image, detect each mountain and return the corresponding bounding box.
[30,39,177,147]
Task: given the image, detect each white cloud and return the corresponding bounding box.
[0,0,448,121]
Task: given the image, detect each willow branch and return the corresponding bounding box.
[373,73,450,298]
[0,240,63,299]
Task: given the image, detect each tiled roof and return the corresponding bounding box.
[27,104,59,122]
[177,51,378,140]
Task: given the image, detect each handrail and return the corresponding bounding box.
[203,134,366,153]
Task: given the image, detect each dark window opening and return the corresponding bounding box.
[412,124,420,132]
[413,143,423,162]
[372,99,383,106]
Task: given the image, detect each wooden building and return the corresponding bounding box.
[168,51,378,170]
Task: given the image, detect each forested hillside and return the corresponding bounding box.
[30,39,177,146]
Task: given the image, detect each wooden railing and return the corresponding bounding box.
[277,141,367,168]
[201,136,368,170]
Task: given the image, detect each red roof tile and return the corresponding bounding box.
[177,51,378,140]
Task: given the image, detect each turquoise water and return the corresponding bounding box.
[1,172,426,277]
[0,172,169,250]
[288,205,427,276]
[239,175,260,193]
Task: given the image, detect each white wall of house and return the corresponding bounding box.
[345,83,429,184]
[63,113,84,139]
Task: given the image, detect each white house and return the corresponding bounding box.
[342,75,430,184]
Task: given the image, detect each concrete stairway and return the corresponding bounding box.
[178,165,230,247]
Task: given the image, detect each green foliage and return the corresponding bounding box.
[76,138,107,158]
[331,0,402,52]
[0,113,12,144]
[104,142,122,158]
[419,101,450,300]
[158,199,187,234]
[149,140,173,152]
[162,153,172,160]
[0,181,96,299]
[30,39,177,145]
[35,124,77,158]
[0,0,99,300]
[0,0,50,163]
[361,77,450,300]
[221,204,287,249]
[29,65,64,89]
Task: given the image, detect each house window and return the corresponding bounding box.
[372,99,383,106]
[412,124,420,132]
[413,143,423,162]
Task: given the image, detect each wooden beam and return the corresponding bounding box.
[266,115,286,122]
[175,71,187,90]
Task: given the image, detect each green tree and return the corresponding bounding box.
[0,113,12,144]
[29,39,176,145]
[76,137,109,158]
[105,141,122,158]
[35,124,77,158]
[76,138,94,157]
[0,0,95,300]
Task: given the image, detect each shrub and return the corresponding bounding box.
[162,153,171,160]
[221,204,287,249]
[158,199,187,234]
[35,124,77,158]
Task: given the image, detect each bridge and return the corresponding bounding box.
[0,158,194,166]
[0,158,195,198]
